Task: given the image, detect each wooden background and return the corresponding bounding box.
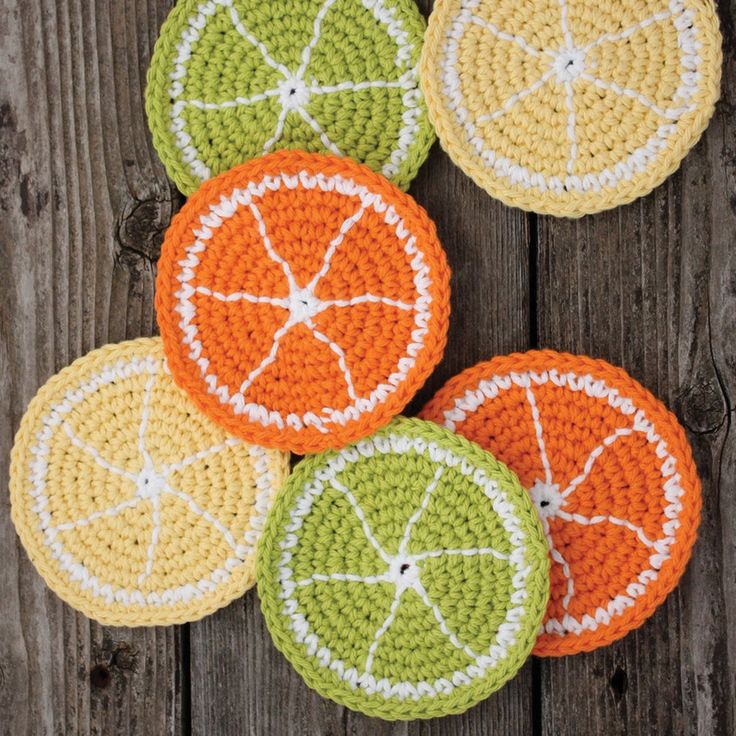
[1,0,734,733]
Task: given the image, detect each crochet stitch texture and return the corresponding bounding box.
[257,417,549,720]
[421,350,701,656]
[10,337,289,627]
[146,0,434,195]
[156,151,451,454]
[420,0,722,216]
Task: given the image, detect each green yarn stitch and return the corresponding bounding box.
[146,0,435,195]
[257,417,550,720]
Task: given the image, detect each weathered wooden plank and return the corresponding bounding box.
[188,146,534,734]
[0,1,182,734]
[187,0,534,726]
[534,3,736,733]
[4,0,732,733]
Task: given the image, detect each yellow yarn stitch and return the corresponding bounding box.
[10,337,290,626]
[420,0,722,217]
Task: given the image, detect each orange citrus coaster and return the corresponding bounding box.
[420,350,700,656]
[156,151,451,454]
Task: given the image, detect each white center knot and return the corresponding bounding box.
[135,468,167,499]
[530,478,564,519]
[287,287,323,324]
[278,76,310,111]
[388,555,421,592]
[551,48,586,82]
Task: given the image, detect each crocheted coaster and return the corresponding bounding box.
[9,337,290,627]
[421,351,701,656]
[420,0,721,216]
[156,151,451,454]
[257,417,549,720]
[146,0,434,195]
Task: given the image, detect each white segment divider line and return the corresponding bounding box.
[307,204,367,290]
[50,496,142,533]
[414,579,480,660]
[248,201,299,291]
[178,89,280,111]
[364,588,403,674]
[307,319,358,401]
[557,0,575,50]
[582,10,674,51]
[549,543,574,610]
[525,386,554,486]
[310,78,415,95]
[138,373,157,468]
[295,572,389,586]
[181,78,415,114]
[165,437,242,475]
[412,546,510,562]
[138,494,162,584]
[476,71,554,124]
[295,0,339,79]
[564,81,577,175]
[263,105,289,154]
[223,0,291,77]
[329,478,392,564]
[62,422,137,482]
[237,321,291,397]
[557,509,657,548]
[318,294,414,311]
[561,426,634,498]
[194,285,289,307]
[163,484,240,553]
[468,14,542,58]
[580,73,689,120]
[398,467,444,555]
[297,106,343,155]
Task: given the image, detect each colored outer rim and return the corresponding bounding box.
[257,417,550,719]
[419,0,722,217]
[156,150,451,454]
[10,337,290,626]
[420,349,701,655]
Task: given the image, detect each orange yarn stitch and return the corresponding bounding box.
[157,150,451,454]
[420,350,701,656]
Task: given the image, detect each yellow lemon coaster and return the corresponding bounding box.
[10,337,289,626]
[421,0,722,216]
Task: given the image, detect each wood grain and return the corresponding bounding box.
[535,2,736,732]
[1,0,734,734]
[0,1,182,734]
[187,145,535,736]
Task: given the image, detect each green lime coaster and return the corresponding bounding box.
[257,417,549,720]
[146,0,435,195]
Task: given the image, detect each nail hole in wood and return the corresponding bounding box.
[90,664,112,689]
[610,666,627,699]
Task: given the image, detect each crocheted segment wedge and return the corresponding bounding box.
[421,351,701,656]
[420,0,721,216]
[10,337,289,627]
[156,151,451,454]
[257,417,549,720]
[146,0,434,195]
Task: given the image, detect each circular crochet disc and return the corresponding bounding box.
[156,151,451,454]
[420,351,701,656]
[420,0,721,216]
[257,417,549,719]
[9,337,289,627]
[146,0,434,195]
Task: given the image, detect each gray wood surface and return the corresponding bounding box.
[0,1,733,734]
